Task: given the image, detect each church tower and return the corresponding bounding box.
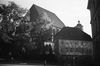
[75,20,83,31]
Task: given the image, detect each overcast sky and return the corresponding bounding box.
[0,0,91,36]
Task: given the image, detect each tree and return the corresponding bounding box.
[0,1,53,59]
[0,2,28,59]
[0,2,27,43]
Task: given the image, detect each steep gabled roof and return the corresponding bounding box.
[25,4,65,28]
[55,27,92,41]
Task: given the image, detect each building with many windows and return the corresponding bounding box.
[54,22,93,65]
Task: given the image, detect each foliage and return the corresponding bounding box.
[0,2,29,42]
[0,1,53,57]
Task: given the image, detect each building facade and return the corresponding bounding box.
[87,0,100,63]
[54,26,93,65]
[54,27,93,55]
[24,4,65,55]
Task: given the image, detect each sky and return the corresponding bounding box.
[0,0,91,36]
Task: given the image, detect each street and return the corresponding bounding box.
[0,64,58,66]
